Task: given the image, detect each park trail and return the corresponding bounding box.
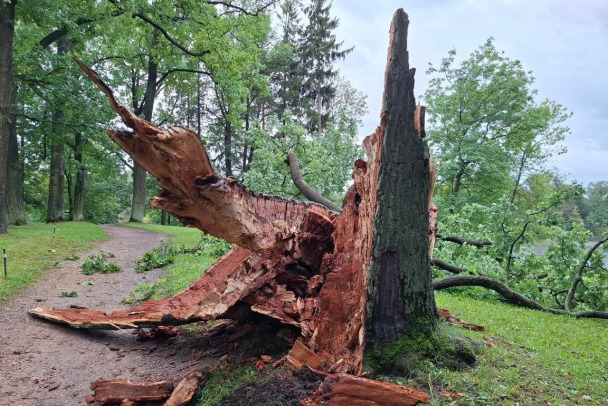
[0,225,208,406]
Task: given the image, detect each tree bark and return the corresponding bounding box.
[7,81,24,225]
[130,35,158,223]
[0,0,16,233]
[129,163,147,222]
[366,10,437,342]
[46,35,71,223]
[287,153,342,212]
[71,132,85,221]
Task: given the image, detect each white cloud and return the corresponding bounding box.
[330,0,608,184]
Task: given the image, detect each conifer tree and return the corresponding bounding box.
[299,0,352,136]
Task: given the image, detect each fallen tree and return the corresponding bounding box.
[30,8,437,404]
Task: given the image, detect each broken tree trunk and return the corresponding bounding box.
[30,8,435,403]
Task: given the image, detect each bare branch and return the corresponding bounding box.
[206,0,279,16]
[438,235,492,248]
[287,153,342,213]
[133,13,211,58]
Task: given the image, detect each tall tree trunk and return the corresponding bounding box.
[224,121,233,177]
[0,0,15,233]
[46,35,71,223]
[7,82,24,225]
[72,133,85,221]
[130,42,158,223]
[367,11,437,342]
[129,163,147,222]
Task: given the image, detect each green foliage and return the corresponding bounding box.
[0,222,107,300]
[581,181,608,235]
[81,251,121,275]
[135,240,176,272]
[198,364,259,406]
[425,38,570,204]
[59,291,78,297]
[424,39,608,311]
[243,108,362,202]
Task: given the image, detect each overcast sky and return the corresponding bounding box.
[329,0,608,186]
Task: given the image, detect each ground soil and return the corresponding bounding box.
[0,225,211,406]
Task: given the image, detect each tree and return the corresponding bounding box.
[581,181,608,235]
[46,35,72,223]
[0,0,16,234]
[426,38,541,203]
[299,0,352,135]
[30,11,444,404]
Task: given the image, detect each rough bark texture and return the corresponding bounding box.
[46,35,71,223]
[7,82,24,225]
[71,132,85,221]
[0,0,16,233]
[129,47,157,223]
[366,10,436,342]
[31,10,433,404]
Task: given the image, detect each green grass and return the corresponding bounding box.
[121,223,228,300]
[392,292,608,405]
[0,222,107,301]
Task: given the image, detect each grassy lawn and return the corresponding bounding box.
[120,223,230,301]
[0,222,107,301]
[403,292,608,405]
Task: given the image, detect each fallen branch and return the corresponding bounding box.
[434,275,608,319]
[431,258,467,274]
[438,236,492,248]
[287,153,342,213]
[565,234,608,312]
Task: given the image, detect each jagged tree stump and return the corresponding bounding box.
[30,9,434,405]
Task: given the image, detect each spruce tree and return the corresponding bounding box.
[299,0,352,136]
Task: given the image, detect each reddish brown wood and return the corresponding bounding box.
[302,374,429,406]
[90,379,173,403]
[164,371,205,406]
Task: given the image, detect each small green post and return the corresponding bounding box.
[53,224,57,239]
[3,249,6,279]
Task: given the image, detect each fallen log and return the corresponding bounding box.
[434,275,608,319]
[90,379,173,404]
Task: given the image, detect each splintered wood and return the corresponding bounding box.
[89,379,173,404]
[31,8,432,406]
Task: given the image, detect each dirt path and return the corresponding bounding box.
[0,225,206,406]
